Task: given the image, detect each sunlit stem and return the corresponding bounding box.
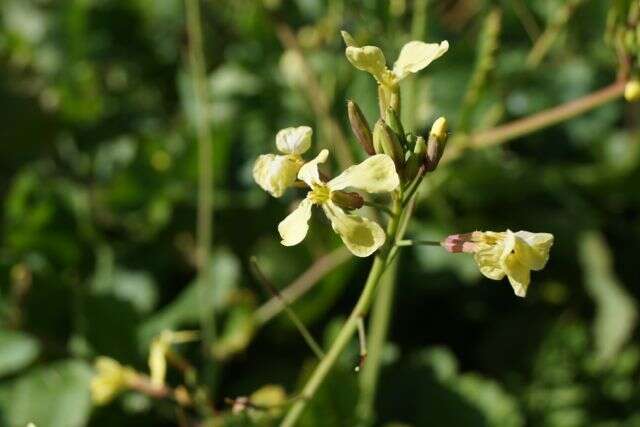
[280,195,403,427]
[395,239,442,247]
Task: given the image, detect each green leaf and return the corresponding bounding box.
[0,330,40,377]
[579,232,638,364]
[0,359,92,427]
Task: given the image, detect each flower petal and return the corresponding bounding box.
[298,149,329,187]
[323,202,385,257]
[473,231,510,280]
[392,40,449,81]
[276,126,313,155]
[345,45,387,81]
[514,231,554,270]
[328,154,400,193]
[502,243,532,298]
[278,198,314,247]
[253,154,302,198]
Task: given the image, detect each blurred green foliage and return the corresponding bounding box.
[0,0,639,426]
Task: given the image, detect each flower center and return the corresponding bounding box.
[308,183,331,204]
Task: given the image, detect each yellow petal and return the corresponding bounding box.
[328,154,400,193]
[323,201,385,257]
[473,231,509,280]
[298,149,329,187]
[253,154,302,198]
[278,198,314,246]
[392,40,449,80]
[345,45,387,81]
[514,231,554,270]
[276,126,312,154]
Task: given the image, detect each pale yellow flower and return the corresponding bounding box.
[278,149,399,257]
[471,230,554,297]
[253,126,312,197]
[149,330,198,387]
[341,30,449,87]
[624,80,640,102]
[90,357,137,405]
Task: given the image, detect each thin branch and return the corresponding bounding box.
[443,80,627,164]
[272,21,355,169]
[254,247,351,325]
[510,0,540,42]
[250,257,325,360]
[526,0,584,67]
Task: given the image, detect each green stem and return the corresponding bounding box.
[395,239,442,247]
[185,0,215,371]
[356,257,398,424]
[280,198,402,427]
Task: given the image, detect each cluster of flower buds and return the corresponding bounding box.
[347,99,449,181]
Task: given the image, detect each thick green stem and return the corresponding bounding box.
[280,198,402,427]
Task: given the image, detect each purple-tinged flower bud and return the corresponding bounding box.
[425,117,448,172]
[348,100,375,155]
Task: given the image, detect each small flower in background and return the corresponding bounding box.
[443,230,554,297]
[149,330,199,387]
[91,357,137,405]
[253,126,312,197]
[341,30,449,88]
[278,149,399,257]
[624,79,640,102]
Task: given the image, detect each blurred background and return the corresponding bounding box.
[1,0,639,426]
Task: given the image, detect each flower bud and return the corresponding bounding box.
[441,232,477,253]
[373,119,405,170]
[330,190,364,210]
[404,136,427,179]
[385,106,405,140]
[624,79,640,102]
[347,100,375,155]
[425,117,448,172]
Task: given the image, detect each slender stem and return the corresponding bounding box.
[185,0,215,369]
[254,247,351,325]
[280,198,402,427]
[250,258,325,360]
[356,257,398,424]
[395,239,442,247]
[355,188,419,425]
